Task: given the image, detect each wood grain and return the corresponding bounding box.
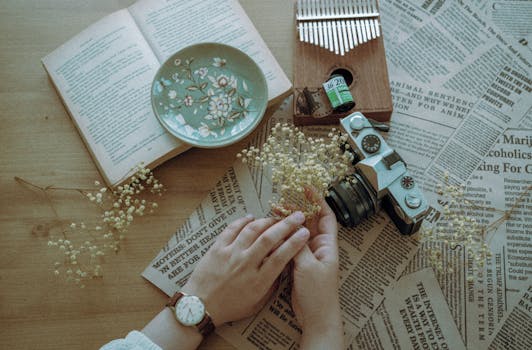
[0,0,293,349]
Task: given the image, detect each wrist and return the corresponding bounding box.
[181,282,224,327]
[165,290,217,339]
[300,297,342,334]
[300,310,344,350]
[142,308,203,350]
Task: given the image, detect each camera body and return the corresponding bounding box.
[326,112,428,235]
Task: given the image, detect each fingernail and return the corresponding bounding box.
[291,211,305,224]
[245,213,255,220]
[294,227,309,240]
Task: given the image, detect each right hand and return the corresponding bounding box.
[292,192,344,348]
[182,211,310,326]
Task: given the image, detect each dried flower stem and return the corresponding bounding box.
[16,164,164,288]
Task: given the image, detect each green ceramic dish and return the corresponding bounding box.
[151,43,268,148]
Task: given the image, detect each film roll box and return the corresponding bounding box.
[293,0,393,126]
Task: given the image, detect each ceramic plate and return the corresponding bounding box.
[151,43,268,148]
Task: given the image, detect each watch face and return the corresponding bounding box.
[174,295,205,326]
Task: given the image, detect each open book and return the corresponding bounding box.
[42,0,291,187]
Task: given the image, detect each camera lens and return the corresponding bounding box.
[326,173,377,227]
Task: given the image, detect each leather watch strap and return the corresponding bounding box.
[166,291,215,338]
[196,313,215,337]
[166,291,185,307]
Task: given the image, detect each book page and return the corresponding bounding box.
[42,10,183,186]
[127,0,291,102]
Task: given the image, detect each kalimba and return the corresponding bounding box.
[296,0,381,56]
[293,0,392,125]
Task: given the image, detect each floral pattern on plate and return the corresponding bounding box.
[151,43,267,148]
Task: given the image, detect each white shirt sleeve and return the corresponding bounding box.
[100,330,162,350]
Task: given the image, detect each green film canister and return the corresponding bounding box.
[322,74,356,113]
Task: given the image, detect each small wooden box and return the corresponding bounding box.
[293,13,393,125]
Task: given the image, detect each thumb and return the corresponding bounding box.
[293,244,316,267]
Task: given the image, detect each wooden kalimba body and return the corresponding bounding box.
[293,0,393,125]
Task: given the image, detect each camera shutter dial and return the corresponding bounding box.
[401,175,415,189]
[361,134,381,153]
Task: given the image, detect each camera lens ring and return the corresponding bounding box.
[325,189,351,226]
[342,176,372,218]
[326,173,377,227]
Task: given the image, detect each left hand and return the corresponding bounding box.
[182,211,310,326]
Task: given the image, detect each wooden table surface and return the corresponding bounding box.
[0,1,293,348]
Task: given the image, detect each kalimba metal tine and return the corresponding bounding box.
[323,21,329,49]
[340,21,346,55]
[317,2,324,47]
[310,0,314,44]
[341,20,349,55]
[364,18,370,41]
[349,20,358,48]
[332,21,339,55]
[345,20,353,49]
[297,0,303,41]
[318,22,324,47]
[356,19,363,43]
[327,20,333,52]
[310,21,315,44]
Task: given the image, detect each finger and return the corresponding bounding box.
[303,187,337,236]
[261,227,310,279]
[232,217,277,249]
[309,235,338,263]
[271,203,297,218]
[249,211,306,259]
[217,214,255,245]
[316,197,338,236]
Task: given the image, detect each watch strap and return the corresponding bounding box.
[166,291,215,338]
[166,291,185,307]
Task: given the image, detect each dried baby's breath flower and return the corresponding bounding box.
[15,164,164,288]
[421,175,530,275]
[238,123,352,218]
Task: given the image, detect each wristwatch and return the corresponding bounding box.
[166,291,215,337]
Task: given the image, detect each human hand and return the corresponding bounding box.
[182,211,310,326]
[292,191,343,347]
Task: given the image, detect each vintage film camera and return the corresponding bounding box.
[326,112,429,235]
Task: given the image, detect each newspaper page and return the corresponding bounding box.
[379,0,449,51]
[382,0,531,56]
[353,268,466,350]
[374,127,532,349]
[487,284,532,350]
[476,1,532,49]
[384,0,531,100]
